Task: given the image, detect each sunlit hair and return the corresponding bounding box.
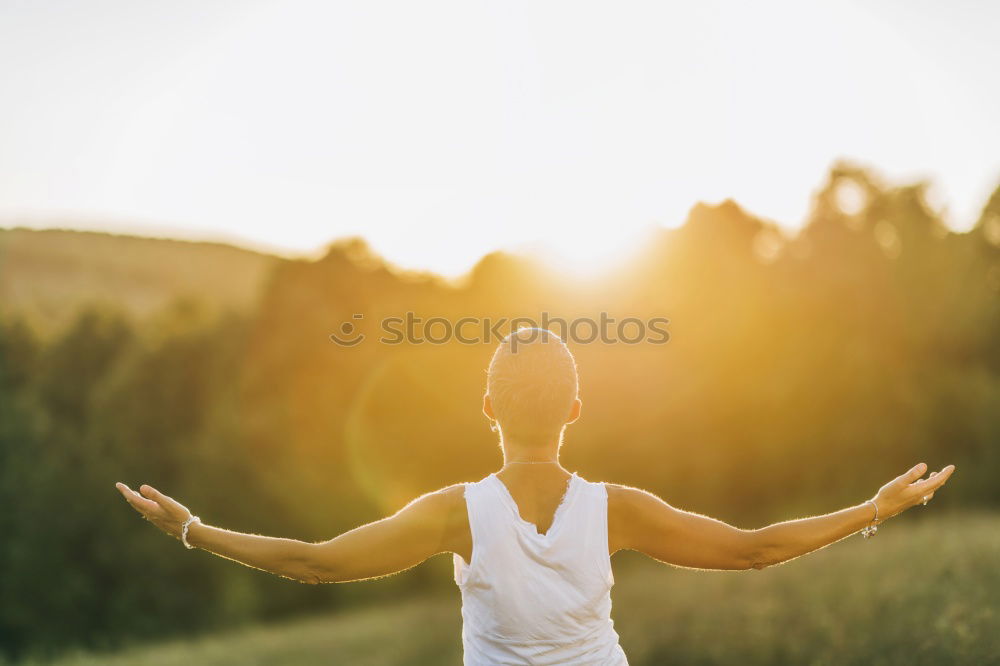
[486,327,579,441]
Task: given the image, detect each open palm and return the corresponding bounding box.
[874,463,955,520]
[115,482,192,541]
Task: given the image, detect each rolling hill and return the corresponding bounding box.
[0,228,280,339]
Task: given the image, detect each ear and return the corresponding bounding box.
[483,393,495,419]
[565,398,582,425]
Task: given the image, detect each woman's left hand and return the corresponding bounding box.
[873,463,955,520]
[116,482,192,540]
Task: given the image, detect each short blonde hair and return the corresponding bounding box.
[486,327,579,437]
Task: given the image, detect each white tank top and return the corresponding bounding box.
[453,471,629,665]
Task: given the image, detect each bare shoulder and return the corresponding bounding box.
[397,483,466,519]
[391,483,469,558]
[605,482,674,554]
[436,483,468,516]
[606,482,669,513]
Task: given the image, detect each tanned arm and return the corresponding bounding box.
[115,481,469,584]
[607,462,955,571]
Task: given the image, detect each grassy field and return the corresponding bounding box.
[10,512,999,666]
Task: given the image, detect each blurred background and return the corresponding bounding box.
[1,1,998,664]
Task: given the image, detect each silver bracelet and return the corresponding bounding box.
[181,515,201,549]
[861,499,879,539]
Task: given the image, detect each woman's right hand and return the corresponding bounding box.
[873,462,956,521]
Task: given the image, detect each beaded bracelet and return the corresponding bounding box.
[860,499,879,539]
[181,515,201,549]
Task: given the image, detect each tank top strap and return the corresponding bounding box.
[561,477,614,587]
[453,475,512,586]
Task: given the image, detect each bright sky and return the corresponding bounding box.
[1,0,998,276]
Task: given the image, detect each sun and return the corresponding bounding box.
[519,226,649,281]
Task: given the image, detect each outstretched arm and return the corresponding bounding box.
[115,481,467,584]
[607,462,955,571]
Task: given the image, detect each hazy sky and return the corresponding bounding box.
[2,1,998,275]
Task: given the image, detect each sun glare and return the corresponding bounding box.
[521,226,649,280]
